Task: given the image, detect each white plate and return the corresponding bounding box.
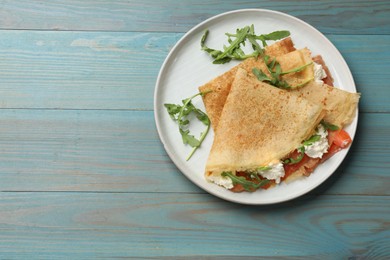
[154,9,358,205]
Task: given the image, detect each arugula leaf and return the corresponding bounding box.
[321,120,340,131]
[255,30,291,46]
[260,30,291,41]
[252,68,271,82]
[253,54,313,89]
[201,25,290,64]
[221,171,270,192]
[213,26,251,62]
[280,62,313,75]
[253,57,292,90]
[284,146,305,165]
[164,91,211,161]
[302,134,321,146]
[247,35,263,55]
[200,30,225,60]
[201,25,310,89]
[256,166,272,171]
[164,104,181,120]
[283,133,322,165]
[179,128,200,147]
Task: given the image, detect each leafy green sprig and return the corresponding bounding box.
[302,134,321,146]
[221,171,270,192]
[164,91,211,161]
[256,166,272,171]
[284,121,340,165]
[283,134,321,165]
[252,57,313,89]
[201,25,290,64]
[320,120,339,131]
[283,146,306,165]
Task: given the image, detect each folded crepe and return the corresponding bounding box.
[292,81,360,128]
[199,37,296,130]
[205,68,326,186]
[200,46,360,130]
[276,48,359,128]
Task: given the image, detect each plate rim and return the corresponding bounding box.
[154,8,358,205]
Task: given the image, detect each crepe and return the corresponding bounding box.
[201,45,359,130]
[199,37,296,130]
[205,68,325,181]
[291,81,360,128]
[276,48,314,87]
[279,49,359,128]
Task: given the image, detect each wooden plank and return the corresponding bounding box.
[0,1,388,34]
[0,110,388,196]
[0,31,389,112]
[0,30,179,110]
[0,192,388,258]
[0,109,199,193]
[328,35,390,113]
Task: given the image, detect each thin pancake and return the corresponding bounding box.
[199,37,296,130]
[201,45,359,130]
[279,48,360,128]
[205,68,325,180]
[291,81,360,128]
[276,48,314,87]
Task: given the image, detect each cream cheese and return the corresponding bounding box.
[313,62,327,85]
[208,160,286,189]
[208,173,233,189]
[304,124,329,158]
[256,162,285,184]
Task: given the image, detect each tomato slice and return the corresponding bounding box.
[320,143,342,162]
[229,172,274,192]
[328,129,352,148]
[230,129,352,192]
[283,153,320,181]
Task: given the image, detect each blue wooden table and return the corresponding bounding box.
[0,1,389,258]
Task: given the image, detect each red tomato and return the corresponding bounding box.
[282,151,310,180]
[229,172,274,192]
[320,143,342,162]
[328,129,352,148]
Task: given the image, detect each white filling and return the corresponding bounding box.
[208,161,286,189]
[256,162,285,184]
[209,125,330,189]
[313,62,327,85]
[208,173,233,189]
[304,124,329,158]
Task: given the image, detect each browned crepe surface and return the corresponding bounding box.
[205,68,325,177]
[200,44,359,130]
[199,37,296,130]
[291,81,360,128]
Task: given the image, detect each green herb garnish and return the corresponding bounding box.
[321,120,340,131]
[164,91,211,160]
[283,146,305,165]
[256,166,272,171]
[255,30,292,47]
[201,25,290,64]
[283,131,323,165]
[302,134,321,146]
[221,171,270,192]
[253,56,313,89]
[280,62,313,75]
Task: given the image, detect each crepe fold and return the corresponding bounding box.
[200,45,360,130]
[199,37,296,130]
[205,68,326,179]
[291,82,360,128]
[280,49,360,128]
